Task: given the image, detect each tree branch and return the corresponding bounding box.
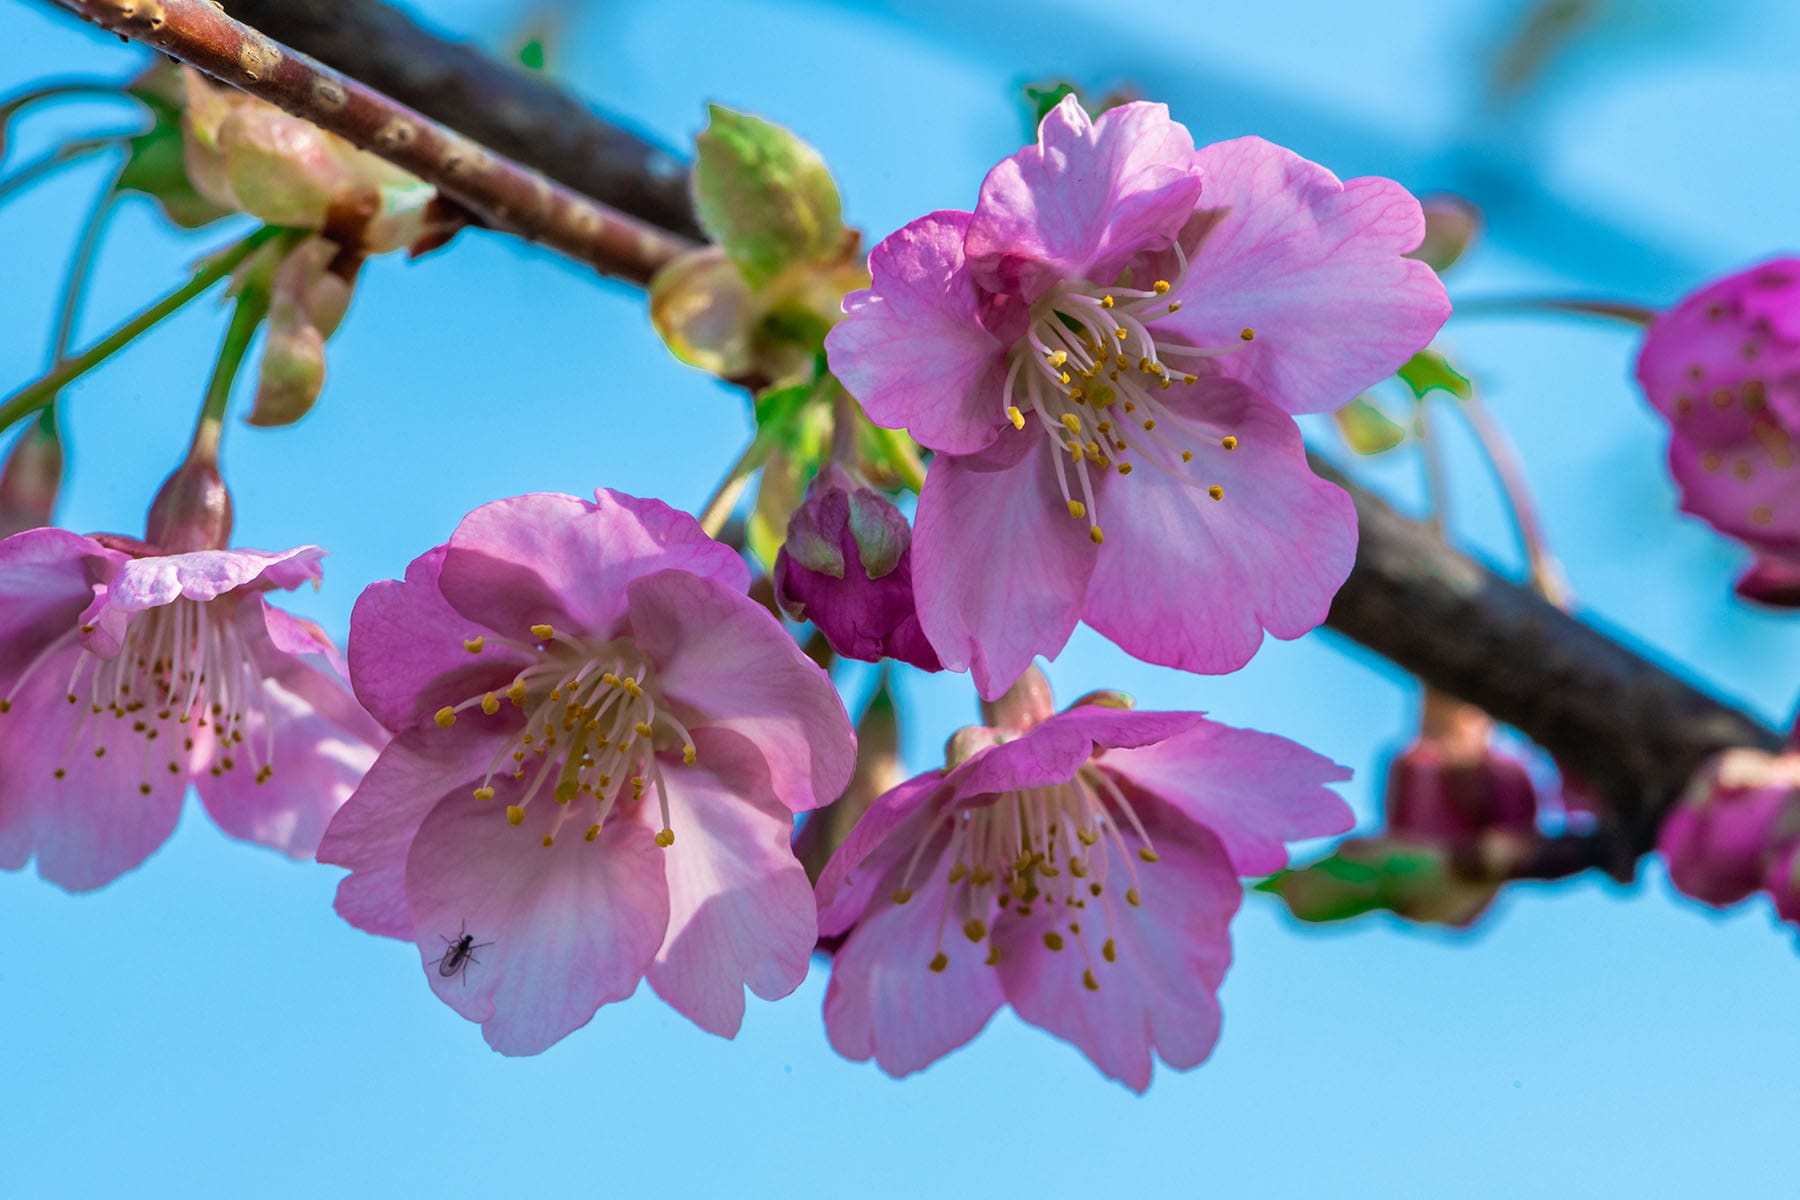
[44,0,694,286]
[44,0,1786,874]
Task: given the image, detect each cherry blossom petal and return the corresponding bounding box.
[966,97,1201,301]
[1082,379,1356,673]
[1159,137,1448,415]
[1099,719,1352,875]
[643,728,815,1037]
[105,545,326,609]
[994,801,1237,1091]
[405,789,670,1056]
[437,491,748,641]
[815,771,944,936]
[943,708,1205,808]
[627,568,853,812]
[826,210,1011,456]
[0,528,118,682]
[912,435,1096,699]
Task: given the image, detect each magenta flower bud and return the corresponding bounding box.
[1659,748,1800,907]
[1636,259,1800,589]
[773,463,940,671]
[145,453,234,553]
[1763,843,1800,925]
[1383,693,1537,842]
[248,238,355,428]
[0,421,64,538]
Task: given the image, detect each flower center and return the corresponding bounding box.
[0,598,268,793]
[892,763,1159,987]
[1001,246,1245,543]
[434,623,696,849]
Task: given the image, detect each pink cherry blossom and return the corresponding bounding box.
[1384,691,1537,843]
[1636,258,1800,604]
[317,490,855,1055]
[0,527,382,891]
[1659,748,1800,908]
[814,669,1351,1091]
[826,96,1448,695]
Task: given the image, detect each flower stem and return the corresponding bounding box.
[1414,397,1449,537]
[0,226,285,437]
[49,171,122,365]
[1454,394,1569,605]
[1450,296,1656,326]
[190,279,271,455]
[696,436,774,538]
[0,134,129,207]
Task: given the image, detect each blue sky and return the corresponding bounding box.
[3,1,1798,1195]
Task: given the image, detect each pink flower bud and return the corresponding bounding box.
[1659,748,1800,907]
[145,454,233,553]
[1383,692,1538,842]
[248,238,356,428]
[978,663,1056,733]
[0,421,64,538]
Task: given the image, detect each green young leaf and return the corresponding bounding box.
[1396,349,1473,401]
[1022,81,1080,127]
[1333,395,1407,455]
[692,105,844,289]
[517,39,547,71]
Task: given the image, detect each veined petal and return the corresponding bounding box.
[814,770,944,936]
[644,728,816,1038]
[437,491,748,641]
[105,545,326,609]
[966,97,1201,301]
[627,568,853,813]
[0,527,119,683]
[405,789,670,1056]
[1099,719,1353,876]
[1159,137,1448,415]
[912,436,1096,700]
[1082,379,1356,674]
[827,210,1011,456]
[943,708,1205,808]
[994,799,1237,1092]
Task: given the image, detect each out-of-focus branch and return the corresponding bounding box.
[1317,456,1784,871]
[213,0,703,242]
[43,0,693,286]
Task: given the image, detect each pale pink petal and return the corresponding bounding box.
[349,546,533,733]
[994,800,1237,1091]
[823,825,1006,1077]
[965,97,1201,301]
[943,708,1204,808]
[826,210,1011,456]
[814,771,944,935]
[627,568,853,812]
[1083,379,1357,673]
[0,527,118,682]
[437,491,747,641]
[1099,719,1353,876]
[105,545,326,609]
[405,789,670,1056]
[643,728,816,1037]
[912,435,1097,700]
[317,725,509,939]
[259,599,350,679]
[0,644,187,892]
[1159,137,1449,415]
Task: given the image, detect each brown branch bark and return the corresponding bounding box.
[44,0,1786,875]
[212,0,704,241]
[44,0,694,286]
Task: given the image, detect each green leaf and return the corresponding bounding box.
[517,39,547,71]
[1022,81,1079,127]
[693,105,844,289]
[1333,396,1407,455]
[1396,349,1472,402]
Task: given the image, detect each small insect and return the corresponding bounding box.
[437,922,493,983]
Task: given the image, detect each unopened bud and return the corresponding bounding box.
[0,420,64,537]
[1409,194,1482,274]
[145,452,233,552]
[978,664,1055,733]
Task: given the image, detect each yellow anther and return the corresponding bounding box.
[1138,846,1161,863]
[1181,450,1194,463]
[1167,300,1182,312]
[1102,937,1117,963]
[1069,857,1089,878]
[542,835,555,848]
[1066,440,1085,461]
[434,706,457,729]
[472,692,495,716]
[655,828,675,848]
[1089,526,1105,545]
[631,776,646,799]
[1240,327,1256,341]
[928,952,949,973]
[1069,385,1086,402]
[971,867,995,886]
[1083,968,1100,992]
[1208,486,1224,501]
[682,743,697,765]
[1115,328,1129,341]
[1059,371,1072,384]
[1067,500,1087,520]
[1047,349,1068,367]
[1042,931,1065,952]
[891,887,913,905]
[1142,418,1156,431]
[622,678,643,697]
[1100,295,1115,309]
[1153,279,1171,295]
[505,805,526,826]
[634,721,654,737]
[1077,828,1099,846]
[1182,373,1197,384]
[985,945,1003,966]
[1221,435,1239,450]
[1087,440,1103,455]
[585,823,601,842]
[506,681,528,706]
[1126,887,1142,907]
[473,785,495,802]
[1117,463,1134,476]
[530,623,555,640]
[522,733,535,745]
[554,780,578,804]
[1061,413,1082,434]
[463,636,485,654]
[601,672,621,687]
[963,919,988,943]
[1007,405,1026,430]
